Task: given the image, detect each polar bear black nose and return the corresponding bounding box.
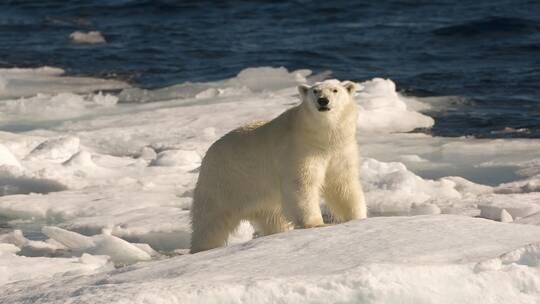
[317,97,329,106]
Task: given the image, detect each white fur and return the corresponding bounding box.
[190,80,367,253]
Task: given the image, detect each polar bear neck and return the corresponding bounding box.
[294,103,358,148]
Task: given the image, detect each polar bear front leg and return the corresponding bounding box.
[280,158,325,228]
[323,152,367,222]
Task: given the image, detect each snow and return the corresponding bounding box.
[516,212,540,225]
[25,136,81,162]
[0,144,23,170]
[118,66,308,103]
[0,251,113,288]
[0,242,20,254]
[0,234,112,287]
[1,66,540,302]
[500,209,514,222]
[150,149,201,169]
[0,229,66,255]
[0,67,128,101]
[42,226,152,265]
[356,78,434,133]
[3,216,540,303]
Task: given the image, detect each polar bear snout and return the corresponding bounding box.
[317,97,331,111]
[317,97,329,106]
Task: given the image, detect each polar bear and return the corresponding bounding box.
[190,80,366,253]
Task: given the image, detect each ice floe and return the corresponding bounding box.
[1,66,540,303]
[69,31,106,44]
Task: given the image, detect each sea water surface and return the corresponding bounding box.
[0,0,539,137]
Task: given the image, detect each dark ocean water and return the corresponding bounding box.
[0,0,539,138]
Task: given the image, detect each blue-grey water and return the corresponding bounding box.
[0,0,539,138]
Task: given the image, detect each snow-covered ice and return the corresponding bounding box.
[42,226,153,265]
[1,66,540,303]
[0,67,127,101]
[0,144,23,170]
[4,216,540,303]
[356,78,434,133]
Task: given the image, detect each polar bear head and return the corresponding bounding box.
[298,80,357,119]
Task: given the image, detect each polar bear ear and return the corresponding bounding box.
[341,81,357,95]
[298,84,310,99]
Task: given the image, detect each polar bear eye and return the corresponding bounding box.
[332,89,338,93]
[313,89,320,94]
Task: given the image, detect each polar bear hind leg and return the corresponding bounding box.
[190,195,242,253]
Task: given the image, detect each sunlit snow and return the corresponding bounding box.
[1,67,540,303]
